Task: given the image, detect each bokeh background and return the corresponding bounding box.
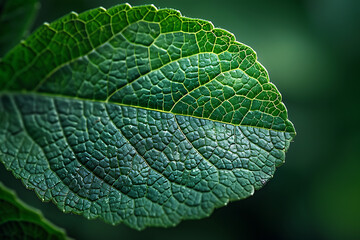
[1,0,359,239]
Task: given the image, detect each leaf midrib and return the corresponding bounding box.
[0,91,292,133]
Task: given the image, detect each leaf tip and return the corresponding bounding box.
[99,6,107,12]
[69,11,78,17]
[149,4,158,11]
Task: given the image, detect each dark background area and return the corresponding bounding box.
[1,0,360,239]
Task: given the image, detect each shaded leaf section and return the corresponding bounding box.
[0,94,293,229]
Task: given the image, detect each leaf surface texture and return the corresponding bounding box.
[0,4,295,229]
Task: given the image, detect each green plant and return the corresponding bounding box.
[0,1,295,236]
[0,182,67,239]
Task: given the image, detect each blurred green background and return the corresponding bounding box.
[1,0,359,239]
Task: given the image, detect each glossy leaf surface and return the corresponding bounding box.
[0,4,295,229]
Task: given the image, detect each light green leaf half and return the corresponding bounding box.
[0,0,39,56]
[0,182,68,239]
[0,4,295,230]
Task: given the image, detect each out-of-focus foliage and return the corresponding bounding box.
[0,0,39,55]
[0,182,68,239]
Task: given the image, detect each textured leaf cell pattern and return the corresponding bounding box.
[0,4,295,229]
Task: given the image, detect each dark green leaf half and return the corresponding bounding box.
[0,4,295,230]
[0,182,68,239]
[0,0,39,56]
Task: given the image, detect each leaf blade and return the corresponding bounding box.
[0,4,295,229]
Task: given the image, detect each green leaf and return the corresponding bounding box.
[0,0,39,56]
[0,4,295,230]
[0,182,68,239]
